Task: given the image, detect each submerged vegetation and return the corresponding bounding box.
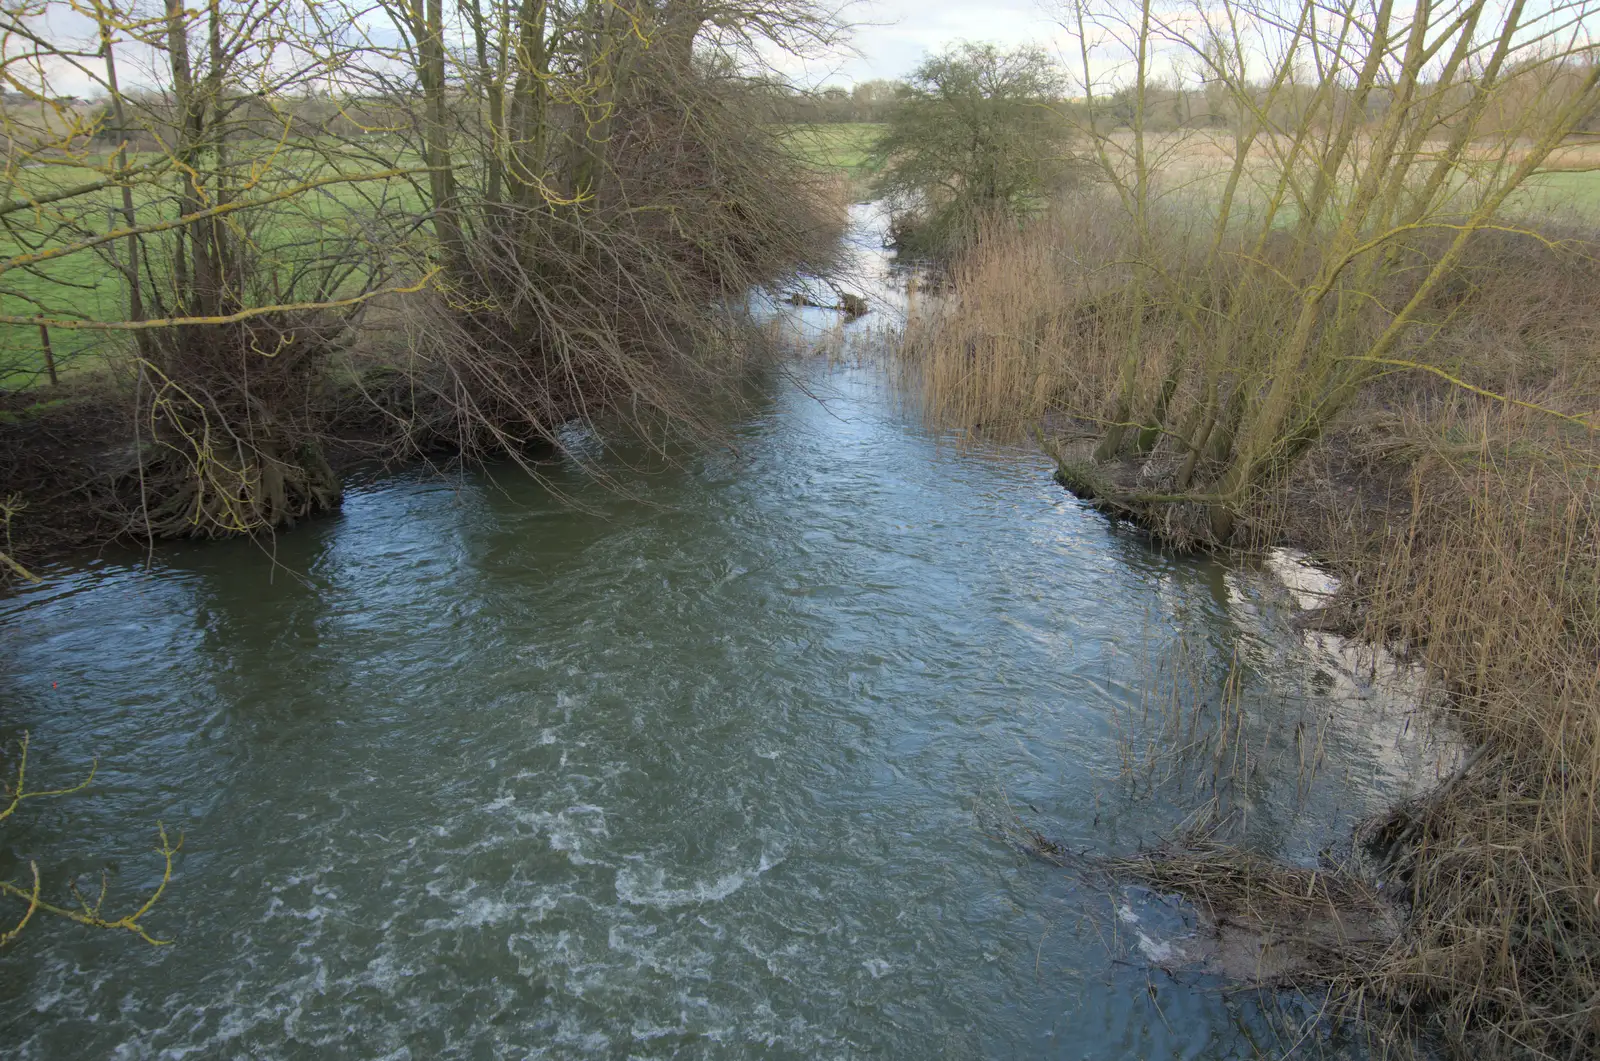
[891,0,1600,1056]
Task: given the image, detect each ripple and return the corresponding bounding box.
[0,209,1434,1061]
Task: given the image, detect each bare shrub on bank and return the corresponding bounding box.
[363,22,847,469]
[905,0,1600,540]
[0,0,847,547]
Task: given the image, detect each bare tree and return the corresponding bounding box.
[0,0,847,547]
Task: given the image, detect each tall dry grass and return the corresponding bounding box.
[1345,403,1600,1057]
[892,0,1596,1047]
[899,192,1600,1056]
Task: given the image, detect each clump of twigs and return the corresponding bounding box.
[1106,840,1400,987]
[984,795,1400,987]
[0,491,38,582]
[978,796,1077,867]
[0,732,179,946]
[130,313,346,539]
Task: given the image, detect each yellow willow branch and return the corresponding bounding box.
[1339,219,1592,266]
[0,271,441,330]
[1,732,98,822]
[1339,356,1600,429]
[0,549,40,583]
[0,159,173,218]
[0,864,41,945]
[0,824,180,946]
[0,168,430,277]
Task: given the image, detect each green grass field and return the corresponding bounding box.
[781,123,884,177]
[1,157,143,384]
[0,147,428,387]
[4,131,878,388]
[1511,169,1600,220]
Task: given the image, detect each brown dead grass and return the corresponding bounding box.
[903,199,1600,1058]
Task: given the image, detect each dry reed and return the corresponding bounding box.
[905,178,1600,1061]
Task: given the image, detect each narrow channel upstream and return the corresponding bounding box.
[0,210,1448,1060]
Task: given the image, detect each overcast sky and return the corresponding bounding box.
[28,0,1076,98]
[791,0,1071,87]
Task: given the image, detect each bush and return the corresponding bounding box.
[871,43,1077,254]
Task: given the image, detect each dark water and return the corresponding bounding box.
[0,213,1448,1060]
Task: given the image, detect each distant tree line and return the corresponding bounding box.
[761,80,904,123]
[872,35,1600,252]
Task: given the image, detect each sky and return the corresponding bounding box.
[789,0,1072,87]
[22,0,1084,99]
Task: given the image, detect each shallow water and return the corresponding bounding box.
[0,210,1450,1060]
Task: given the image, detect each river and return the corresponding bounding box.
[0,207,1450,1059]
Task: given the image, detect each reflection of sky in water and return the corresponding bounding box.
[0,208,1449,1060]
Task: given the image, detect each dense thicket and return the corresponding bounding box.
[0,0,843,554]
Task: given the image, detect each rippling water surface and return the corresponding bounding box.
[0,211,1448,1059]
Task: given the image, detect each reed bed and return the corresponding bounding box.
[907,192,1600,1058]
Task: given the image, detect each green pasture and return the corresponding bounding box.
[0,147,428,387]
[781,123,884,177]
[3,130,886,387]
[1511,168,1600,221]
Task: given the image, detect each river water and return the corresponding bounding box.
[0,209,1450,1059]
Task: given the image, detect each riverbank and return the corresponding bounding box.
[898,215,1600,1057]
[0,326,786,570]
[0,184,854,573]
[7,181,1588,1056]
[0,363,444,566]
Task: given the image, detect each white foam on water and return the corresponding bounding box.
[630,1018,690,1042]
[358,951,417,997]
[1136,931,1184,964]
[861,958,892,979]
[614,856,776,909]
[421,894,526,931]
[513,803,610,865]
[607,923,715,980]
[263,896,333,923]
[550,1014,612,1053]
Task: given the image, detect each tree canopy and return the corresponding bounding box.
[871,43,1074,251]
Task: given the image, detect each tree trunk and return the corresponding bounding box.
[415,0,464,260]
